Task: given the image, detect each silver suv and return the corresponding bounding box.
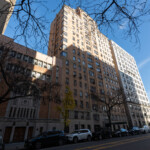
[66,129,92,143]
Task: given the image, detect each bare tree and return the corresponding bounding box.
[0,44,61,104]
[1,0,150,50]
[91,88,124,130]
[64,0,150,43]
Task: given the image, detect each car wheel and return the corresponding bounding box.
[35,142,41,150]
[87,135,92,142]
[58,139,64,146]
[118,133,122,137]
[98,135,102,140]
[73,137,78,144]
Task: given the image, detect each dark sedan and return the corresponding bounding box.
[112,128,128,137]
[92,128,112,140]
[24,130,66,149]
[129,127,141,135]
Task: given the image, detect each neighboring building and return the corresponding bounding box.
[110,40,150,127]
[0,0,16,34]
[48,5,128,132]
[0,35,63,143]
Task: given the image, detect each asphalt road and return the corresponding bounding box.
[43,133,150,150]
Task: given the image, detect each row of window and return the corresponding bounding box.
[9,50,52,70]
[8,107,36,119]
[6,63,51,81]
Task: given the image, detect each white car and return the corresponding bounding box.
[140,125,150,133]
[66,129,92,143]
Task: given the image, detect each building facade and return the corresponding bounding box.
[0,35,63,143]
[0,4,150,143]
[0,0,16,34]
[110,40,150,127]
[48,5,128,132]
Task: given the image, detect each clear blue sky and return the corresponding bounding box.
[4,0,150,100]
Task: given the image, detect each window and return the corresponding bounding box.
[42,74,46,80]
[80,101,83,108]
[74,80,77,86]
[47,64,51,70]
[87,52,91,56]
[38,61,43,67]
[73,49,76,54]
[85,92,88,98]
[74,111,78,119]
[96,62,100,66]
[99,81,103,87]
[78,58,80,62]
[86,46,91,50]
[74,89,77,96]
[87,57,92,62]
[29,57,33,63]
[65,77,69,85]
[46,75,51,81]
[86,102,89,108]
[78,65,81,71]
[73,56,76,61]
[66,60,69,66]
[66,68,69,74]
[82,54,85,58]
[17,53,22,59]
[96,68,101,72]
[98,74,102,79]
[83,67,86,73]
[33,59,38,65]
[88,64,93,69]
[23,55,28,62]
[80,91,83,97]
[10,51,16,57]
[89,70,94,76]
[82,61,85,65]
[73,63,76,69]
[73,71,76,77]
[63,31,67,36]
[62,38,67,42]
[85,83,87,89]
[79,82,82,88]
[90,78,95,84]
[60,51,67,57]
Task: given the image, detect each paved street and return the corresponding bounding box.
[43,134,150,150]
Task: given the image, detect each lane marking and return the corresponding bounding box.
[75,135,150,150]
[93,136,150,150]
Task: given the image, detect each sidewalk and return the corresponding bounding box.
[5,142,24,150]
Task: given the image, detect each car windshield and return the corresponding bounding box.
[71,131,79,134]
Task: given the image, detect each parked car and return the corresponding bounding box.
[112,128,128,137]
[24,130,66,149]
[140,125,150,134]
[0,136,5,150]
[92,128,112,140]
[66,129,92,143]
[128,127,141,135]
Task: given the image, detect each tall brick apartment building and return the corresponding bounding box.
[48,5,128,132]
